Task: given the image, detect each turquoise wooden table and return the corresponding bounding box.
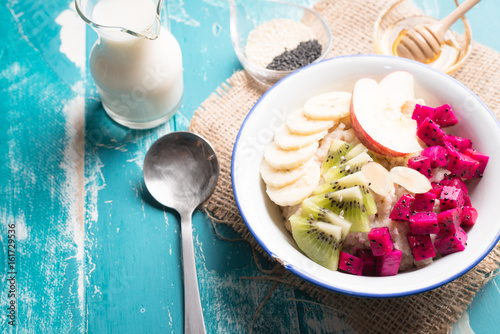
[1,0,499,333]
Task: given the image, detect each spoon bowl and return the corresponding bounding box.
[144,132,219,210]
[143,131,219,334]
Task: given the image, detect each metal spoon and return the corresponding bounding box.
[395,0,481,63]
[143,131,219,334]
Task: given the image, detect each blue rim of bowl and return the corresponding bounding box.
[231,54,500,298]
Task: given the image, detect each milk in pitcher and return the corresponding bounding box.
[86,0,183,129]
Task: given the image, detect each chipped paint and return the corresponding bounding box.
[493,278,500,294]
[286,0,318,6]
[6,3,39,52]
[452,310,475,334]
[85,154,106,225]
[16,216,28,241]
[57,6,87,330]
[212,22,222,37]
[60,92,86,325]
[0,1,88,329]
[55,7,86,71]
[128,123,171,169]
[0,62,22,78]
[174,111,191,129]
[56,0,87,319]
[167,0,200,27]
[202,0,227,8]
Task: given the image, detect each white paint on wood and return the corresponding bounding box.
[173,109,191,128]
[16,216,28,241]
[203,0,226,8]
[128,122,170,169]
[55,7,86,71]
[168,1,200,27]
[57,2,87,327]
[493,279,500,295]
[6,3,39,52]
[452,310,475,334]
[0,62,22,78]
[60,88,86,331]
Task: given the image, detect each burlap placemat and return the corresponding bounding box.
[190,0,500,333]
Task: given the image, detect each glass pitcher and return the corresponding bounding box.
[76,0,183,129]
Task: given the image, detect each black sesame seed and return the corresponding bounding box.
[266,40,323,71]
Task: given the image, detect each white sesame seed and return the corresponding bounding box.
[245,19,315,68]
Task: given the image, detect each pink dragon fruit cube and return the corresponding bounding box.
[439,185,465,211]
[357,249,378,276]
[461,206,478,227]
[409,212,439,235]
[407,156,433,179]
[434,227,468,256]
[389,194,414,221]
[464,148,489,178]
[368,227,393,256]
[432,104,458,127]
[412,192,437,212]
[421,145,448,168]
[437,208,462,234]
[417,118,448,147]
[412,104,434,127]
[407,234,436,261]
[339,252,364,276]
[376,249,403,276]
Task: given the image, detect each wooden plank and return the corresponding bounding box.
[0,1,85,332]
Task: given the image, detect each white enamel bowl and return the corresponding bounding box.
[231,55,500,298]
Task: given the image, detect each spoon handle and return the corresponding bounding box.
[440,0,481,33]
[180,211,207,334]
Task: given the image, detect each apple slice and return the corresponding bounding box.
[379,71,415,113]
[350,75,423,157]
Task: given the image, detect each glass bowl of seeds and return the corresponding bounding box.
[229,0,332,89]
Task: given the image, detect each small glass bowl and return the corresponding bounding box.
[374,0,472,74]
[229,0,332,90]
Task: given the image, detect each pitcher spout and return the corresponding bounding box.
[142,0,163,40]
[75,0,165,40]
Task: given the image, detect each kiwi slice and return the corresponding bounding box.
[313,171,377,215]
[320,139,351,175]
[344,143,367,160]
[323,151,373,182]
[302,186,370,232]
[345,142,379,162]
[301,202,352,238]
[290,214,344,270]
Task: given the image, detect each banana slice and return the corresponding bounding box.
[274,124,327,150]
[286,109,334,135]
[266,162,320,206]
[303,91,352,121]
[264,141,318,170]
[261,157,315,188]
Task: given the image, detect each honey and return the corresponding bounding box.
[376,15,465,73]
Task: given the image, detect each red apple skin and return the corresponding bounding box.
[350,98,410,157]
